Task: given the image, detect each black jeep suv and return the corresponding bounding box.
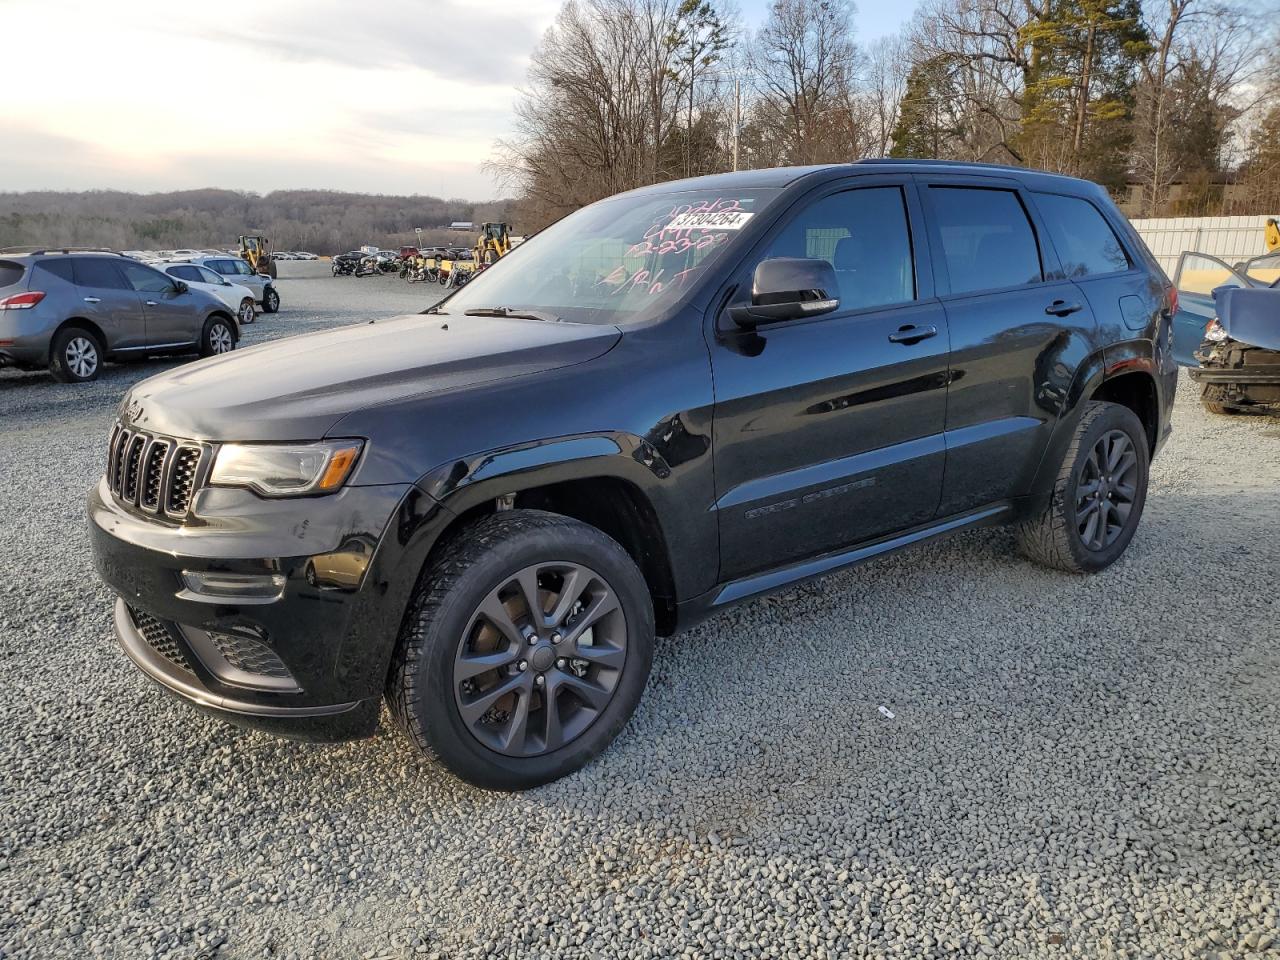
[90,161,1176,789]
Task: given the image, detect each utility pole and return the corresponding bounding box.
[733,76,741,172]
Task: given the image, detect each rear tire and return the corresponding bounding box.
[387,510,654,790]
[1016,401,1150,573]
[237,298,256,325]
[49,326,103,383]
[261,286,280,313]
[199,315,236,358]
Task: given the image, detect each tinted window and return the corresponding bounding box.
[120,261,176,294]
[197,267,224,284]
[35,259,76,284]
[1034,192,1130,277]
[762,186,915,311]
[74,258,130,290]
[168,265,202,282]
[207,259,236,275]
[929,187,1042,294]
[0,260,26,288]
[230,260,253,276]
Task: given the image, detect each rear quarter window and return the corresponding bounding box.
[0,260,25,288]
[1033,192,1131,277]
[35,259,76,285]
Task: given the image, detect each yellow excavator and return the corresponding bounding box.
[239,235,277,279]
[473,222,512,265]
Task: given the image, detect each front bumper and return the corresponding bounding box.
[89,476,427,741]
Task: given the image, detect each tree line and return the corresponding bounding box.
[0,189,515,255]
[494,0,1280,231]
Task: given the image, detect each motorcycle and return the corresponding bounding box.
[332,257,357,276]
[402,254,440,284]
[354,255,379,278]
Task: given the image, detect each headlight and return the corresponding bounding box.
[1204,319,1229,342]
[209,441,363,496]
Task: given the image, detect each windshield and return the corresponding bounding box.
[437,188,780,324]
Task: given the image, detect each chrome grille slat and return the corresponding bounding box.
[105,423,206,520]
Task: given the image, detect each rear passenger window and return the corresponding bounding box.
[207,260,234,276]
[36,259,76,284]
[761,186,915,311]
[928,187,1042,295]
[169,265,201,282]
[1034,193,1130,277]
[74,258,130,290]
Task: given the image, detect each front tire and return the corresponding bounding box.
[261,286,280,313]
[388,510,654,790]
[1016,401,1150,573]
[199,315,236,358]
[49,326,103,383]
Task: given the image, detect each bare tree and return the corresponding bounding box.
[752,0,860,164]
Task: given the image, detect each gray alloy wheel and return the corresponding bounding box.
[453,561,627,758]
[262,286,280,313]
[65,335,99,379]
[238,298,256,325]
[1073,429,1139,551]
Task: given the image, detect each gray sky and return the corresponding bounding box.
[3,0,918,200]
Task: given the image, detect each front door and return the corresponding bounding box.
[70,257,146,350]
[118,261,196,347]
[709,180,951,581]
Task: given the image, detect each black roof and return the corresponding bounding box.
[614,159,1099,198]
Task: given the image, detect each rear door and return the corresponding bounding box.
[118,260,197,348]
[915,176,1096,517]
[70,257,146,350]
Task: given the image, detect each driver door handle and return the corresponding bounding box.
[83,296,101,304]
[145,300,158,306]
[888,323,938,345]
[1045,299,1083,317]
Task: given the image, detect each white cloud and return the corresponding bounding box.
[0,0,562,198]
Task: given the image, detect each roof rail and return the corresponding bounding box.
[0,246,118,256]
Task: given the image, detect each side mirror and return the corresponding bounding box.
[173,280,189,294]
[729,257,840,329]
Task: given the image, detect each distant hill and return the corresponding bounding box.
[0,189,516,255]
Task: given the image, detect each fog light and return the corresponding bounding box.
[179,570,286,604]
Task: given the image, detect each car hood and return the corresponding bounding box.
[1215,287,1280,351]
[122,313,622,441]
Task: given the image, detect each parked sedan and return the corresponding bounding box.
[179,255,280,313]
[1190,285,1280,414]
[1171,251,1280,365]
[156,262,257,325]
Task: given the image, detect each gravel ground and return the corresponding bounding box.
[2,262,1278,959]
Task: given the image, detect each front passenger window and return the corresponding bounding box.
[120,262,176,294]
[760,186,915,312]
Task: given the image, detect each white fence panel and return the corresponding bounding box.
[1129,215,1278,274]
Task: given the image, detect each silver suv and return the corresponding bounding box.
[0,250,239,383]
[176,255,281,313]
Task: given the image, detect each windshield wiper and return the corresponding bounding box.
[463,306,563,323]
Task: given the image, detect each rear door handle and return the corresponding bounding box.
[888,323,938,344]
[1045,299,1083,317]
[83,296,101,304]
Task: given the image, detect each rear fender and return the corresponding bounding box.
[1023,342,1161,511]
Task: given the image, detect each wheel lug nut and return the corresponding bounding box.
[518,660,527,672]
[551,633,562,644]
[535,675,545,686]
[556,658,566,669]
